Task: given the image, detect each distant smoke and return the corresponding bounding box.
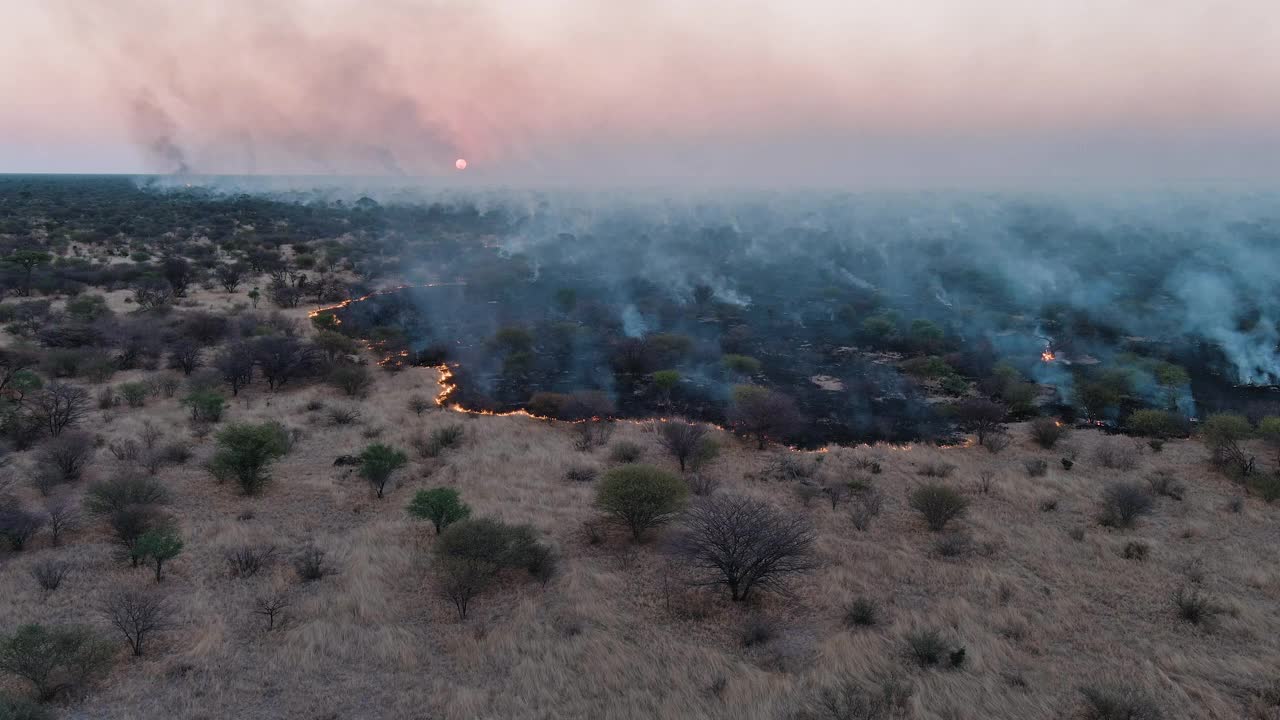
[35,0,1280,181]
[131,93,189,175]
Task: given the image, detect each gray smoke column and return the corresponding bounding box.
[131,92,190,175]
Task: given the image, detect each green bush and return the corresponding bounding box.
[0,624,114,702]
[434,518,548,619]
[118,381,149,408]
[208,422,290,495]
[182,389,226,423]
[358,443,409,498]
[908,483,968,532]
[595,464,688,541]
[135,528,184,582]
[1126,409,1184,439]
[406,487,471,533]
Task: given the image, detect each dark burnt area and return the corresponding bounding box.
[322,285,950,448]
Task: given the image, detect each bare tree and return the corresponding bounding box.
[253,335,317,391]
[214,263,244,293]
[956,398,1007,447]
[100,587,170,656]
[657,421,708,473]
[35,431,95,484]
[676,495,816,602]
[166,337,203,376]
[214,342,255,395]
[31,383,90,437]
[253,592,290,631]
[45,500,81,546]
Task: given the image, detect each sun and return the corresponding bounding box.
[455,158,467,170]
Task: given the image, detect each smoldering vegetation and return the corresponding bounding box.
[316,187,1280,444]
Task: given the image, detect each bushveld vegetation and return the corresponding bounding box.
[0,177,1278,719]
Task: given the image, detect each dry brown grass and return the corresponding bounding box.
[3,315,1280,718]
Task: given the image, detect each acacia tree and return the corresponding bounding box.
[208,422,290,495]
[214,263,244,293]
[728,385,802,450]
[677,495,816,602]
[253,335,317,391]
[358,443,408,498]
[31,383,90,437]
[100,588,170,657]
[407,487,471,533]
[0,624,114,702]
[214,343,255,395]
[433,518,547,620]
[595,464,688,541]
[657,421,708,473]
[4,250,50,297]
[956,398,1007,447]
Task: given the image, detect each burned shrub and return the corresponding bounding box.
[676,495,816,602]
[933,531,972,558]
[1098,482,1154,529]
[908,483,968,532]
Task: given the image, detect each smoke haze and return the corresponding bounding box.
[3,0,1279,183]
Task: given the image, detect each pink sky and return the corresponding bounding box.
[3,0,1279,184]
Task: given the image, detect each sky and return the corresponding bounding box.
[2,0,1279,186]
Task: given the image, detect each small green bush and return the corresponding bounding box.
[182,389,226,423]
[208,422,290,495]
[595,464,688,541]
[407,488,471,533]
[358,443,408,498]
